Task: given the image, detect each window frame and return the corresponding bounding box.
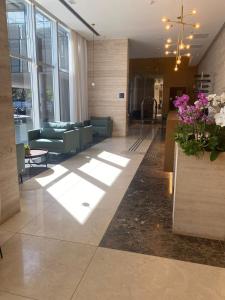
[6,0,71,130]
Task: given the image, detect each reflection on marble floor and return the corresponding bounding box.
[0,125,225,300]
[101,129,225,268]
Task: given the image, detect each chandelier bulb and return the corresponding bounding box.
[177,58,182,65]
[165,24,171,30]
[194,23,200,29]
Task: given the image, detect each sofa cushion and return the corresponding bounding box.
[91,119,109,127]
[92,126,108,137]
[30,139,64,153]
[40,128,67,139]
[73,122,84,128]
[91,117,111,121]
[83,120,91,126]
[44,122,73,130]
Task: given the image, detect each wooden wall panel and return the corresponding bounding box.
[87,39,129,137]
[0,1,20,223]
[129,57,197,114]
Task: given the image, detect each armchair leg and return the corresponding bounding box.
[0,247,3,259]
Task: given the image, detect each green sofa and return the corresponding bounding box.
[72,122,93,150]
[16,143,25,183]
[90,117,113,138]
[28,122,80,154]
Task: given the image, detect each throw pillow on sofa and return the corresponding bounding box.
[44,122,73,130]
[40,128,67,139]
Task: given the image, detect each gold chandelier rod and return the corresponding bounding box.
[162,4,200,71]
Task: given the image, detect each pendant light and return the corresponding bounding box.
[161,3,200,71]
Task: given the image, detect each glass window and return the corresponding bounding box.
[6,1,71,139]
[58,25,70,121]
[6,0,33,144]
[35,10,53,65]
[59,71,70,121]
[11,57,33,144]
[35,10,55,125]
[38,65,54,125]
[6,0,29,58]
[58,26,69,71]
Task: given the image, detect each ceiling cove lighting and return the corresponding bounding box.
[161,4,200,71]
[59,0,100,36]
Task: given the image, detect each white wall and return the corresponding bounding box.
[198,23,225,94]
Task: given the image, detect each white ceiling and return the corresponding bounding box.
[36,0,225,65]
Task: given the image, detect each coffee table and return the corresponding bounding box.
[25,149,48,168]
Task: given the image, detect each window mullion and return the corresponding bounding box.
[52,21,60,121]
[29,2,40,129]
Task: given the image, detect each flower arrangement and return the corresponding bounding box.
[174,93,225,161]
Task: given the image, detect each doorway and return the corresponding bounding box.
[129,75,164,124]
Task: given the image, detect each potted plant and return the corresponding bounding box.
[172,93,225,240]
[24,144,31,156]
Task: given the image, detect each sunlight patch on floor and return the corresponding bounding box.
[33,151,134,224]
[35,165,69,187]
[98,151,130,167]
[78,158,122,186]
[47,172,105,224]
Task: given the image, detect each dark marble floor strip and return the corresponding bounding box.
[100,128,225,268]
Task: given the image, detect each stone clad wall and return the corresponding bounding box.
[87,39,129,137]
[0,0,20,223]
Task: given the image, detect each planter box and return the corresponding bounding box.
[173,144,225,241]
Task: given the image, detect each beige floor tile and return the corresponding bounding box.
[0,291,33,299]
[72,247,225,300]
[0,229,15,246]
[0,234,96,300]
[0,189,53,232]
[19,186,126,245]
[18,139,145,246]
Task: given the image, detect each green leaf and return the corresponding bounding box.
[210,151,219,161]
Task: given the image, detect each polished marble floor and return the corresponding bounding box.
[0,125,225,300]
[101,129,225,267]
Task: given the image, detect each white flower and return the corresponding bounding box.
[221,92,225,104]
[207,92,225,110]
[208,94,217,102]
[214,107,225,127]
[208,106,217,118]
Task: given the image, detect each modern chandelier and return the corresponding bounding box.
[161,4,200,71]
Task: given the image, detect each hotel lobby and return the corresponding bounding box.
[0,0,225,299]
